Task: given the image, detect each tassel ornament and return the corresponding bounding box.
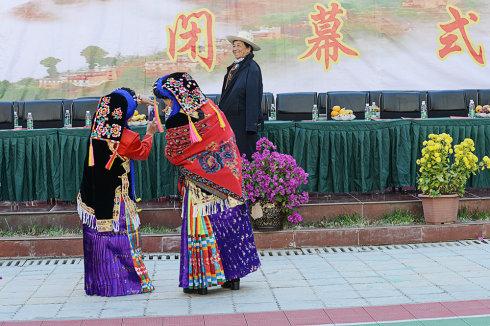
[105,142,119,170]
[188,115,202,143]
[88,139,95,166]
[211,103,226,129]
[153,98,164,133]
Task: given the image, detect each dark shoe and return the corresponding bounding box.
[230,278,240,290]
[221,281,232,289]
[222,278,240,290]
[197,287,208,295]
[183,287,194,294]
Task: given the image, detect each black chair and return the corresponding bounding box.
[464,89,478,106]
[205,94,221,105]
[261,92,274,121]
[20,100,64,129]
[62,99,74,112]
[427,90,467,118]
[276,92,317,121]
[317,93,327,116]
[369,91,382,108]
[12,101,22,120]
[326,91,369,119]
[478,89,490,106]
[61,99,76,126]
[71,97,100,127]
[380,91,426,119]
[0,102,13,130]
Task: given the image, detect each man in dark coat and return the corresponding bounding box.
[219,31,263,160]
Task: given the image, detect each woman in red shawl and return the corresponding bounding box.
[153,73,260,295]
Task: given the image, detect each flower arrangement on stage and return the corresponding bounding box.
[417,133,490,197]
[242,137,309,227]
[416,133,490,224]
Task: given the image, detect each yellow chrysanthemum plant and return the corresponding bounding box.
[416,133,490,197]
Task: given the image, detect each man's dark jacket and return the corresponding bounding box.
[219,53,263,159]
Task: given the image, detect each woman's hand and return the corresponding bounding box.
[146,119,158,136]
[137,95,155,106]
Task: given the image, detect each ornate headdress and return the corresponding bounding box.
[153,72,209,142]
[88,88,138,169]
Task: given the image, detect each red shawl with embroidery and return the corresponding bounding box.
[165,101,243,199]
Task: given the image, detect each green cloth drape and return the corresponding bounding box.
[260,121,296,155]
[293,120,411,193]
[2,119,490,201]
[0,129,59,201]
[58,128,89,201]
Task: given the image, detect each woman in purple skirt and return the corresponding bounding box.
[153,73,261,295]
[78,88,156,296]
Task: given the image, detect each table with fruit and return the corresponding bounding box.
[127,110,147,126]
[330,106,356,120]
[476,105,490,118]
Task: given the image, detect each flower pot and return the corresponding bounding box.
[252,205,285,231]
[419,194,459,224]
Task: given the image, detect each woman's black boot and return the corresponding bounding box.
[230,278,240,290]
[197,287,208,295]
[183,287,194,294]
[222,278,240,290]
[222,280,231,288]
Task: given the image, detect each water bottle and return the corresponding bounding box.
[469,99,475,118]
[371,102,379,119]
[420,100,428,119]
[365,103,370,120]
[64,109,72,128]
[269,103,277,121]
[312,104,319,121]
[84,111,91,128]
[27,112,33,130]
[13,110,19,129]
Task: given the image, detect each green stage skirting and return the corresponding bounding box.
[1,118,490,201]
[0,129,59,201]
[293,120,412,193]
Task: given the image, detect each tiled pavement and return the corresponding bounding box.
[1,304,490,325]
[1,241,490,324]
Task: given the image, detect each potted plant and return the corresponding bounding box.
[242,137,309,231]
[416,133,490,224]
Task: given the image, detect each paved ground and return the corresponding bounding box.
[2,302,490,325]
[1,240,490,324]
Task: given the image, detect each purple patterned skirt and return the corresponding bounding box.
[179,203,261,288]
[81,201,154,297]
[83,226,143,296]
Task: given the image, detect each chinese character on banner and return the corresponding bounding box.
[167,9,216,71]
[299,1,359,71]
[438,6,485,66]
